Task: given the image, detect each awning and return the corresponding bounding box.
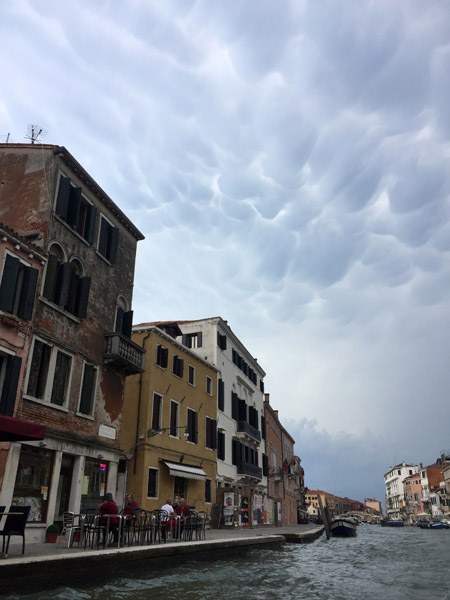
[162,460,207,481]
[0,414,46,442]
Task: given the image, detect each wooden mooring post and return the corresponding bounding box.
[318,495,331,539]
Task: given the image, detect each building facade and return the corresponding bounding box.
[0,144,144,540]
[175,317,268,527]
[121,323,218,513]
[384,462,418,521]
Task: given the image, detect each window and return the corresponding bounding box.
[98,215,118,263]
[152,393,163,430]
[174,476,187,500]
[205,417,217,450]
[26,338,72,407]
[172,355,184,378]
[206,376,212,395]
[217,333,227,351]
[43,249,91,319]
[182,332,202,348]
[0,350,21,416]
[188,365,195,386]
[217,431,225,461]
[0,253,38,320]
[147,467,158,498]
[156,345,168,368]
[13,446,52,522]
[187,408,198,444]
[205,479,212,503]
[78,362,98,416]
[170,400,179,437]
[55,175,97,243]
[218,379,224,411]
[115,297,133,338]
[262,454,269,477]
[261,415,266,440]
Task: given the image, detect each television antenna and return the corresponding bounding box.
[25,124,47,144]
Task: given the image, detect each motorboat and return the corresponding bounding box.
[330,516,358,537]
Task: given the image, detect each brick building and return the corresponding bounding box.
[0,144,144,540]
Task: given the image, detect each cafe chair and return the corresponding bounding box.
[0,505,31,557]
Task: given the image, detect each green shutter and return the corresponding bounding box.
[0,254,19,313]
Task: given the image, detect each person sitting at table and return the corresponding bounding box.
[175,497,190,539]
[123,493,139,517]
[99,493,119,546]
[160,499,174,540]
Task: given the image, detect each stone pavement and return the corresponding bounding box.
[3,522,323,559]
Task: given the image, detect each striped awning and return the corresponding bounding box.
[162,460,207,481]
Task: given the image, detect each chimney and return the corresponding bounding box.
[264,393,270,404]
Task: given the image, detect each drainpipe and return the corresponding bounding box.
[134,330,151,475]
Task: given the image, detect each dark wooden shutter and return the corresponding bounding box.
[17,266,38,320]
[238,398,247,421]
[55,176,71,219]
[261,415,266,440]
[85,204,97,244]
[262,454,269,477]
[74,277,91,318]
[217,432,225,461]
[57,262,73,307]
[0,254,19,313]
[182,334,188,346]
[193,410,198,443]
[170,401,178,436]
[115,307,124,333]
[122,310,133,338]
[108,227,119,263]
[43,254,59,301]
[218,379,224,411]
[67,186,82,228]
[0,355,21,416]
[98,218,108,257]
[161,347,168,368]
[211,419,217,450]
[206,418,211,449]
[152,394,161,430]
[231,392,238,420]
[79,364,96,414]
[232,439,241,466]
[197,332,202,347]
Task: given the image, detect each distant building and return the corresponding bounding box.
[384,462,418,521]
[365,497,383,517]
[403,473,424,524]
[0,144,144,540]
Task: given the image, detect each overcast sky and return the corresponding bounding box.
[2,0,450,506]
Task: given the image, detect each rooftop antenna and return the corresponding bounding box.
[25,124,47,144]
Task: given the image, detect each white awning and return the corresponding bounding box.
[162,460,207,481]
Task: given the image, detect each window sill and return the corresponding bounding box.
[95,250,112,266]
[39,296,81,323]
[23,395,69,413]
[156,364,167,371]
[76,411,95,421]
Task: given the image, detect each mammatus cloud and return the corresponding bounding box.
[2,0,450,501]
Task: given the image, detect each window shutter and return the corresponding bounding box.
[98,218,109,257]
[206,418,211,449]
[211,419,217,450]
[218,379,224,411]
[79,364,96,414]
[43,254,59,301]
[218,432,225,461]
[238,398,247,421]
[231,392,238,420]
[182,334,188,346]
[193,411,198,443]
[162,347,168,368]
[67,186,82,228]
[17,266,38,320]
[122,310,133,338]
[55,176,71,219]
[262,454,269,477]
[197,332,202,347]
[0,254,19,313]
[115,307,124,333]
[85,204,97,244]
[74,276,91,318]
[57,262,73,307]
[261,415,266,440]
[0,355,21,416]
[108,227,119,263]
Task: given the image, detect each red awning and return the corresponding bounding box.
[0,414,46,442]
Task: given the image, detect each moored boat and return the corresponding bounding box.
[381,520,404,527]
[330,516,358,537]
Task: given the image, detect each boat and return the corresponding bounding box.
[330,516,358,537]
[381,520,404,527]
[417,520,449,529]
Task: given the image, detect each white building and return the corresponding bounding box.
[384,462,418,521]
[176,317,268,526]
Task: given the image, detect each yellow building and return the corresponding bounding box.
[305,489,336,519]
[121,323,218,514]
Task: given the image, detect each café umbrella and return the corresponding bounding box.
[0,414,46,442]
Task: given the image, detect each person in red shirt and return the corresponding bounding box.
[175,497,190,539]
[99,493,119,545]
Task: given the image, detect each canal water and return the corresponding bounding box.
[5,525,450,600]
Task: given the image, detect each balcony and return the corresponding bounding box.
[103,332,145,375]
[237,462,262,479]
[237,420,261,442]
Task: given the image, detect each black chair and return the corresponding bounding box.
[82,509,104,549]
[0,505,31,557]
[194,511,207,540]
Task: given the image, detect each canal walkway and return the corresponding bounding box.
[0,524,324,595]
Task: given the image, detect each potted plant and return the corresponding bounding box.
[46,524,60,543]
